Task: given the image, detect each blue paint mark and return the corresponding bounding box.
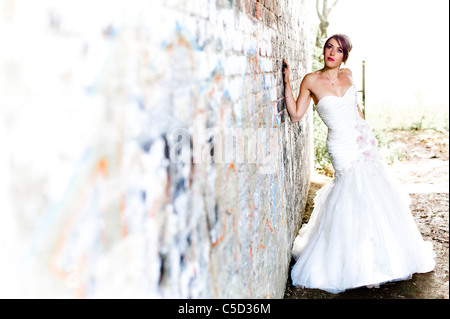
[197,61,224,94]
[159,22,203,52]
[263,73,270,90]
[140,140,153,153]
[19,149,93,273]
[274,113,280,129]
[135,95,146,110]
[240,49,273,125]
[86,25,122,96]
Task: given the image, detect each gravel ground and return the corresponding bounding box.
[284,129,449,299]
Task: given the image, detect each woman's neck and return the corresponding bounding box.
[322,66,340,79]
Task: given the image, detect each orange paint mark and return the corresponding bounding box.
[49,182,93,282]
[211,214,227,248]
[220,105,225,121]
[232,213,235,229]
[149,195,166,219]
[226,163,236,180]
[265,218,278,250]
[259,105,264,127]
[75,253,87,299]
[265,218,274,233]
[49,156,114,291]
[120,194,128,238]
[208,250,219,298]
[97,158,108,177]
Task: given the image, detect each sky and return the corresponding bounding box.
[324,0,449,110]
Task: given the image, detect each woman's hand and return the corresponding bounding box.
[283,59,290,84]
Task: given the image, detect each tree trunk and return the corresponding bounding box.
[316,0,339,39]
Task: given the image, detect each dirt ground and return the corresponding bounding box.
[284,129,449,299]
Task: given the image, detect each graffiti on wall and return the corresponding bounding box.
[0,0,312,298]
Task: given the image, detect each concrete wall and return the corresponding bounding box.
[0,0,314,298]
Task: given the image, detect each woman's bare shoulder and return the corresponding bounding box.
[302,71,321,85]
[340,68,353,76]
[340,68,354,84]
[308,70,323,78]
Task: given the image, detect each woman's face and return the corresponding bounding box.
[323,38,344,67]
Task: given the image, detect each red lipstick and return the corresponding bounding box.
[328,57,335,61]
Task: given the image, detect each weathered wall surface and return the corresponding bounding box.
[0,0,314,298]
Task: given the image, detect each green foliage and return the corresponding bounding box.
[367,99,449,133]
[372,129,407,165]
[312,36,325,72]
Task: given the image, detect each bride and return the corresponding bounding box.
[283,34,435,293]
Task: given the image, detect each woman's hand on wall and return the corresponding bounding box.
[283,59,290,85]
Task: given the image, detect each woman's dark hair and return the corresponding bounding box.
[323,34,353,64]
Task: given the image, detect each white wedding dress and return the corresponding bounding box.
[290,85,435,294]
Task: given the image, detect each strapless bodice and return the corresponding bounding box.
[316,85,358,133]
[315,85,380,174]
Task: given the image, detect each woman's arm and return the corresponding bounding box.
[357,103,365,119]
[283,60,312,123]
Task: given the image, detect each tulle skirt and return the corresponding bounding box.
[290,157,436,294]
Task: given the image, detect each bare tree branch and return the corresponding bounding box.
[316,0,340,39]
[322,0,328,18]
[316,0,324,22]
[330,0,340,14]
